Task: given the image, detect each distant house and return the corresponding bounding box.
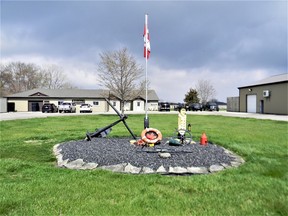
[5,88,159,113]
[216,101,227,110]
[238,74,288,115]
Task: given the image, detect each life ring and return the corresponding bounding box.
[141,128,163,144]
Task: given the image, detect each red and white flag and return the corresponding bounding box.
[143,14,150,59]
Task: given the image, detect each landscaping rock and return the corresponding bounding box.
[231,161,242,167]
[99,163,127,173]
[168,166,188,174]
[64,159,85,169]
[220,163,231,168]
[53,138,245,175]
[209,164,225,172]
[81,162,98,170]
[158,152,171,158]
[124,163,141,174]
[142,167,155,174]
[187,166,209,174]
[156,165,167,173]
[232,156,245,164]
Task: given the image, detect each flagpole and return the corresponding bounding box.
[144,14,149,128]
[145,45,148,120]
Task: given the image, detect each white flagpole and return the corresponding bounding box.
[145,14,148,121]
[144,14,149,128]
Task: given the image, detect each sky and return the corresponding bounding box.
[1,0,287,102]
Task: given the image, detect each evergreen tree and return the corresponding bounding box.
[184,88,199,104]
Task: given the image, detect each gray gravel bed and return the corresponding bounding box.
[59,138,234,170]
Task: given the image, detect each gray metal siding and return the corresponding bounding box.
[239,82,288,115]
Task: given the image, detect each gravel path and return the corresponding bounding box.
[59,138,234,170]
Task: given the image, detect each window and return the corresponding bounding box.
[137,102,140,106]
[72,99,85,105]
[43,100,49,104]
[58,100,64,105]
[113,101,116,106]
[93,101,99,106]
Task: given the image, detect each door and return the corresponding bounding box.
[28,101,43,112]
[32,102,40,111]
[7,103,15,112]
[260,100,264,114]
[136,101,142,111]
[247,95,257,113]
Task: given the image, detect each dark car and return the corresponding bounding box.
[158,102,170,112]
[188,103,202,111]
[203,102,219,111]
[174,103,186,111]
[42,103,58,113]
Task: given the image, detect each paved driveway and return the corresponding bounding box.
[0,111,287,121]
[187,111,288,121]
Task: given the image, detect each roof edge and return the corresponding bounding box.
[238,80,288,89]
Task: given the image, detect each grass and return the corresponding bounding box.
[0,114,287,215]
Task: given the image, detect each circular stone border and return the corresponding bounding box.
[53,139,245,175]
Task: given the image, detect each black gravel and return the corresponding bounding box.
[59,138,234,170]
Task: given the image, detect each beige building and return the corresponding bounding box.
[238,74,288,115]
[5,88,159,113]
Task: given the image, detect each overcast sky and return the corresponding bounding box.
[1,1,287,102]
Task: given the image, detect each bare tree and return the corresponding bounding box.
[195,79,216,104]
[0,62,76,96]
[0,62,44,96]
[41,64,75,89]
[97,48,145,114]
[0,64,13,97]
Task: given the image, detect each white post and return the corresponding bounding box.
[144,14,149,128]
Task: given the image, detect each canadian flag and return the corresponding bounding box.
[143,14,150,59]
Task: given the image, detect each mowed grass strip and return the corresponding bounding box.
[0,114,287,215]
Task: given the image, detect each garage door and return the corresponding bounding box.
[247,95,256,113]
[28,101,43,112]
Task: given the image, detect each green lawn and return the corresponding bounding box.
[0,114,287,215]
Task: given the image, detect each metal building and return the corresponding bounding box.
[238,74,288,115]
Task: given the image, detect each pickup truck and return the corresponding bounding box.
[58,102,76,113]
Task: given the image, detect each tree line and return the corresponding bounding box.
[1,48,216,106]
[0,62,75,97]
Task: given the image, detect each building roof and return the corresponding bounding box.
[137,90,159,101]
[238,73,288,89]
[6,88,159,101]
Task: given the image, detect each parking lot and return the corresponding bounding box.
[0,111,287,121]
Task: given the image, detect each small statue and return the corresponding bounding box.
[178,107,187,133]
[168,106,193,145]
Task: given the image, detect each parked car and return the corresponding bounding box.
[174,103,186,111]
[42,103,58,113]
[58,102,76,113]
[158,102,170,112]
[188,103,202,111]
[203,102,219,111]
[80,104,93,113]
